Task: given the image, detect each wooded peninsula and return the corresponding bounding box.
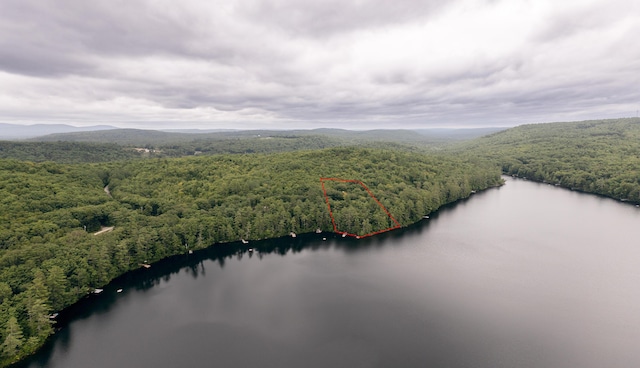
[0,118,639,366]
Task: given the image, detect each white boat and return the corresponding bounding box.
[117,289,123,293]
[241,239,249,244]
[290,232,297,238]
[315,229,322,234]
[93,288,103,294]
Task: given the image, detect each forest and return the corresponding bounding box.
[3,127,504,164]
[5,133,418,163]
[458,118,640,203]
[1,117,639,366]
[0,147,502,366]
[0,141,142,163]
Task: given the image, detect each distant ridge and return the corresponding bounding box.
[160,128,238,134]
[31,127,504,146]
[0,123,117,140]
[33,128,209,145]
[413,127,505,139]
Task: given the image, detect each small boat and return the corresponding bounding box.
[342,233,347,238]
[290,232,297,238]
[423,215,429,219]
[117,289,123,293]
[93,288,103,294]
[315,229,322,234]
[188,250,193,254]
[248,248,254,252]
[322,237,326,241]
[49,313,59,319]
[140,263,151,269]
[241,239,249,244]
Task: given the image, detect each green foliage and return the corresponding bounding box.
[458,118,640,203]
[0,141,141,163]
[0,147,502,365]
[2,315,23,360]
[2,118,639,366]
[32,128,488,147]
[15,128,500,163]
[4,133,424,163]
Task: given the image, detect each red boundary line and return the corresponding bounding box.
[320,177,401,239]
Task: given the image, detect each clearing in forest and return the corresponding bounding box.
[320,178,401,238]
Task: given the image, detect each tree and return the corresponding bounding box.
[2,315,23,358]
[25,271,52,337]
[45,265,68,311]
[0,283,11,305]
[26,297,51,337]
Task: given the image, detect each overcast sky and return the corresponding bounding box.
[1,0,639,130]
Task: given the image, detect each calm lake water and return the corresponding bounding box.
[18,177,640,368]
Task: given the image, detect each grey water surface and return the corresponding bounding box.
[19,177,640,368]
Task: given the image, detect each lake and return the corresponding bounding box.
[18,177,640,368]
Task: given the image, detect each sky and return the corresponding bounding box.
[1,0,639,130]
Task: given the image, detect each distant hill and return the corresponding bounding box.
[0,141,142,163]
[32,127,503,146]
[20,127,508,160]
[414,127,505,140]
[161,128,238,134]
[0,123,117,140]
[459,117,640,203]
[33,128,200,145]
[0,125,509,162]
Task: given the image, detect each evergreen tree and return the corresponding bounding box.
[2,315,23,358]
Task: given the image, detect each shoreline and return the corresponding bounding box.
[7,182,504,367]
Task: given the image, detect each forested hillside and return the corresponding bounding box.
[26,128,502,159]
[1,128,504,164]
[0,123,115,140]
[1,136,342,162]
[0,148,502,365]
[6,117,639,366]
[7,132,421,162]
[459,118,640,203]
[0,141,141,163]
[32,127,498,146]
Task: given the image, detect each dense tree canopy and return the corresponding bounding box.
[0,141,141,163]
[4,117,638,366]
[3,135,420,163]
[458,118,640,203]
[0,147,502,366]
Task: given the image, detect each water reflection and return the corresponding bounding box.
[18,205,445,368]
[22,180,640,368]
[15,189,480,368]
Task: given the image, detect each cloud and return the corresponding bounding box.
[237,0,453,37]
[0,0,638,129]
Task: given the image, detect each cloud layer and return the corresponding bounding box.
[1,0,639,129]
